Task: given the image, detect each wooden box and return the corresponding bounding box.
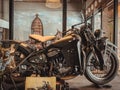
[25,77,69,90]
[25,77,56,90]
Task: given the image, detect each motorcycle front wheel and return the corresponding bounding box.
[85,49,119,85]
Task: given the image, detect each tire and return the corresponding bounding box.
[85,49,119,85]
[1,81,25,90]
[2,44,31,90]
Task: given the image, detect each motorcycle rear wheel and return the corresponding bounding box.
[1,45,30,90]
[85,49,119,85]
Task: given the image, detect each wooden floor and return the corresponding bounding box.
[66,74,120,90]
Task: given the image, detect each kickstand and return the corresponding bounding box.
[94,84,112,88]
[10,75,18,90]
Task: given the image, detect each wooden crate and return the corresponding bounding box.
[25,77,56,90]
[25,77,69,90]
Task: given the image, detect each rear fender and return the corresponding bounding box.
[15,43,32,56]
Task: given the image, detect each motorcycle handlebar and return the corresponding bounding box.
[71,22,85,29]
[62,22,90,36]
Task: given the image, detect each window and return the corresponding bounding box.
[94,11,102,31]
[102,2,114,42]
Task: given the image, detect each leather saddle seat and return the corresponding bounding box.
[29,34,56,43]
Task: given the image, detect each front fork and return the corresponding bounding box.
[92,39,117,70]
[77,41,86,75]
[92,46,104,70]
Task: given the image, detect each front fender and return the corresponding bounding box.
[105,40,117,51]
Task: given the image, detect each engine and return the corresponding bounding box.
[18,53,48,76]
[47,48,72,76]
[12,47,79,77]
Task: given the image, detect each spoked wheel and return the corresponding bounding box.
[1,76,25,90]
[85,49,119,85]
[1,45,31,90]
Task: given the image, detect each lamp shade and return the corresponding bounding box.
[46,0,61,8]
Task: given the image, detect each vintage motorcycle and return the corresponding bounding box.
[0,23,119,90]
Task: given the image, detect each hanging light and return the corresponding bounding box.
[88,8,91,13]
[94,1,98,7]
[46,0,61,8]
[98,0,101,3]
[91,4,94,10]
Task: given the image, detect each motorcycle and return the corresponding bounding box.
[0,22,119,90]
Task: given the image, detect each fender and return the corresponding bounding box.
[15,43,32,56]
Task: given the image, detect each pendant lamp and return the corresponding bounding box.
[46,0,61,8]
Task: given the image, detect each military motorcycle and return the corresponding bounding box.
[0,23,119,90]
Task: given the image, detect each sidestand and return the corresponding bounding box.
[0,78,3,90]
[10,74,18,90]
[1,74,18,90]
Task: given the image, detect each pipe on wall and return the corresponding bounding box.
[62,0,67,36]
[0,0,4,18]
[9,0,14,40]
[113,0,118,45]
